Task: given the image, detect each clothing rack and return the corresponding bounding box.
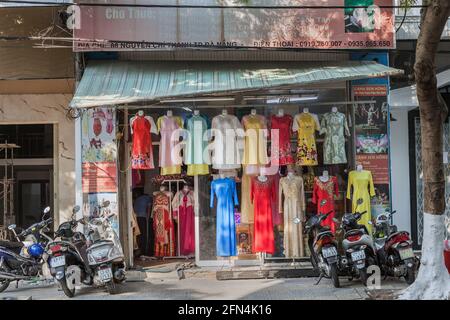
[161,178,192,260]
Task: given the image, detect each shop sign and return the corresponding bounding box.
[71,0,395,51]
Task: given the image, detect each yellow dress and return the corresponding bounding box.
[241,114,268,175]
[346,170,376,234]
[293,113,320,166]
[240,174,255,224]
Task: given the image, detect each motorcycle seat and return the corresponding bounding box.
[0,240,23,254]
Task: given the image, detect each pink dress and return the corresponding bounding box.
[172,190,195,256]
[157,116,184,175]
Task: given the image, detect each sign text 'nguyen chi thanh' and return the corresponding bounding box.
[71,0,395,51]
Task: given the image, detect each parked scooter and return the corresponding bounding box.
[46,205,93,297]
[372,209,419,284]
[85,200,126,294]
[305,200,340,288]
[335,199,378,286]
[0,207,53,293]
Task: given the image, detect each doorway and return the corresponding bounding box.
[18,180,51,228]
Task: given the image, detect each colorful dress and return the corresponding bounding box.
[211,114,243,170]
[242,114,269,175]
[157,115,184,175]
[185,115,209,176]
[172,190,195,256]
[279,175,305,257]
[320,112,350,165]
[312,176,339,234]
[130,113,157,170]
[293,113,320,166]
[346,170,376,234]
[210,178,239,256]
[251,176,276,254]
[270,114,294,165]
[240,174,255,224]
[151,191,175,257]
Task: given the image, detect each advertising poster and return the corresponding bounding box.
[73,0,395,51]
[81,107,119,235]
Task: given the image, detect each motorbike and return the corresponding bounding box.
[85,200,126,295]
[372,209,419,284]
[46,205,94,298]
[335,199,378,286]
[0,207,53,293]
[305,200,340,288]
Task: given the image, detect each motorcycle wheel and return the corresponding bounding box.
[405,266,416,285]
[106,280,118,295]
[330,263,340,288]
[0,265,10,293]
[59,277,76,298]
[359,268,369,286]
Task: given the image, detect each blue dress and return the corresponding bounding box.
[210,178,238,256]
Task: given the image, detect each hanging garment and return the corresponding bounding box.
[251,176,276,254]
[270,114,294,165]
[151,191,176,257]
[172,190,195,256]
[131,211,141,251]
[293,113,320,166]
[185,115,209,176]
[242,114,269,175]
[157,115,184,175]
[346,170,376,234]
[279,175,305,257]
[131,113,157,170]
[240,174,255,224]
[211,114,243,170]
[312,176,339,234]
[320,112,350,165]
[210,178,239,256]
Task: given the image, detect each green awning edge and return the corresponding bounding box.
[70,60,403,108]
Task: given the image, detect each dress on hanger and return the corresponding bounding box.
[251,177,275,254]
[185,115,209,176]
[131,113,157,170]
[210,178,239,256]
[346,170,376,234]
[151,191,175,257]
[240,174,255,224]
[320,112,350,165]
[270,114,294,165]
[279,175,305,257]
[211,114,243,170]
[312,176,339,233]
[293,113,320,166]
[172,190,195,256]
[242,114,268,175]
[157,115,184,175]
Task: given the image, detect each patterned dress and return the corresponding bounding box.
[293,113,321,166]
[130,113,157,170]
[312,176,339,233]
[151,191,175,257]
[270,114,294,165]
[320,112,350,165]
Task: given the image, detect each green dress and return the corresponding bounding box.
[320,112,350,165]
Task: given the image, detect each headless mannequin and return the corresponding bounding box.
[319,170,330,182]
[287,171,295,179]
[257,175,268,182]
[277,108,285,117]
[183,185,190,194]
[356,164,363,172]
[138,110,145,117]
[167,110,173,117]
[303,108,309,113]
[331,107,338,113]
[222,109,228,116]
[193,110,200,116]
[251,108,257,116]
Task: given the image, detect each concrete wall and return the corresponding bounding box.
[0,94,75,226]
[390,108,412,233]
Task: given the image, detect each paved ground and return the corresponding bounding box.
[0,271,408,300]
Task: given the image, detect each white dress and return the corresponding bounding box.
[211,114,244,170]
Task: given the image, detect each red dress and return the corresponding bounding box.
[251,177,276,254]
[312,176,339,233]
[270,115,294,165]
[131,114,154,170]
[172,190,195,256]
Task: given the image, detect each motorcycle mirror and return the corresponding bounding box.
[368,221,373,225]
[43,206,51,214]
[102,200,110,208]
[72,205,81,214]
[7,224,16,231]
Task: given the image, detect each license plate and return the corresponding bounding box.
[399,248,415,260]
[98,268,113,282]
[351,250,366,262]
[322,247,338,258]
[50,255,66,268]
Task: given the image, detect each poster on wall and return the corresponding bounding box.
[73,0,395,51]
[81,107,119,235]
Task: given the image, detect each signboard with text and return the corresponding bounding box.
[72,0,395,51]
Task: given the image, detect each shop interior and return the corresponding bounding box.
[124,82,362,267]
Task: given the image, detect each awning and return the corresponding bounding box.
[70,60,403,108]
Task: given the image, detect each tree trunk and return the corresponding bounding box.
[399,0,450,300]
